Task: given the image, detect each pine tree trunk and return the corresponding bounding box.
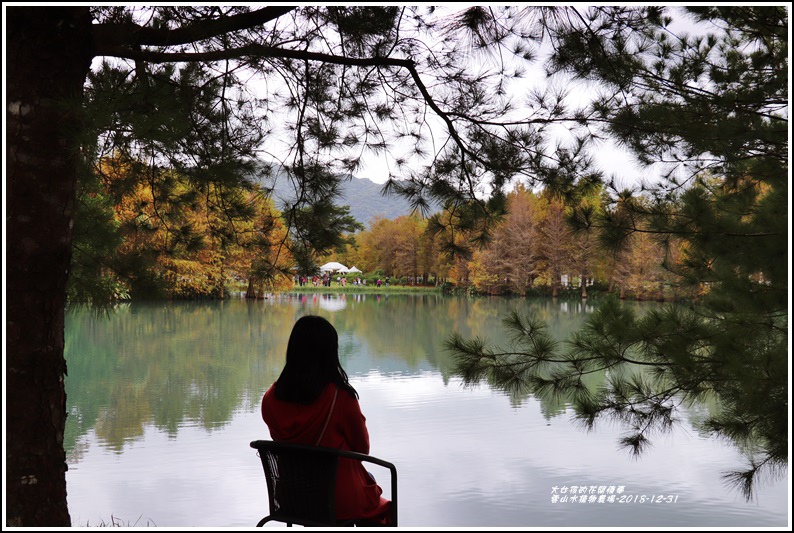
[6,6,93,526]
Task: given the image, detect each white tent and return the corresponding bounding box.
[336,266,350,273]
[318,294,347,311]
[347,266,362,273]
[319,261,348,272]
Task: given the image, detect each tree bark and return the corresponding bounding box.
[6,6,93,526]
[217,263,225,299]
[245,278,256,298]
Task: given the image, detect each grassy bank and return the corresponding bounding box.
[283,284,442,295]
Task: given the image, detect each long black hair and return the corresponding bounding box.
[274,315,359,404]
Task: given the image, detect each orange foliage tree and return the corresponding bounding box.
[469,185,543,295]
[96,155,292,299]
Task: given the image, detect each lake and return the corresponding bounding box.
[63,293,790,527]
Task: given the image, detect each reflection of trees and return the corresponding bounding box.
[332,294,444,371]
[459,297,600,416]
[336,293,605,414]
[64,301,291,452]
[64,295,637,453]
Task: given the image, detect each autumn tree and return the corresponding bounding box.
[534,195,573,297]
[565,184,606,299]
[72,154,288,301]
[426,203,487,287]
[392,215,426,281]
[234,192,294,298]
[354,216,396,276]
[469,184,542,295]
[415,220,441,284]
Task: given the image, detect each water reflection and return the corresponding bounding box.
[64,295,491,451]
[63,295,789,527]
[60,296,679,453]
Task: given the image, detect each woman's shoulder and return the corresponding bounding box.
[261,382,279,411]
[262,381,278,399]
[333,384,362,410]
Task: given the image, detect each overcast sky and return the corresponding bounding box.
[77,5,730,191]
[350,6,641,188]
[269,5,710,190]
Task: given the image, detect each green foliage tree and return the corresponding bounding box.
[68,163,128,305]
[448,6,788,500]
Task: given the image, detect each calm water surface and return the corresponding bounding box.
[64,294,790,527]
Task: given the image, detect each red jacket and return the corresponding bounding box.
[261,382,390,522]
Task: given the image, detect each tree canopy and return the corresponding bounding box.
[447,5,788,502]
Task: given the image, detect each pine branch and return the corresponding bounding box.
[92,7,297,53]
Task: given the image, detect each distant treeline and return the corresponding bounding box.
[71,157,720,304]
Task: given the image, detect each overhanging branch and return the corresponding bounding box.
[92,7,297,53]
[92,10,508,206]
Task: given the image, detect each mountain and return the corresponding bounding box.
[335,176,432,226]
[252,161,440,227]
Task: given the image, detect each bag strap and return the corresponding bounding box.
[314,386,338,446]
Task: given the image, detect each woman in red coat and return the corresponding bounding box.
[261,315,391,524]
